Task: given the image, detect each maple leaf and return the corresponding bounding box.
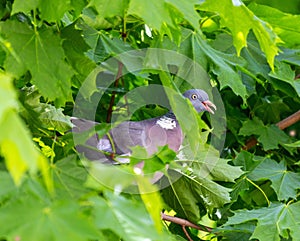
[225,202,300,241]
[239,117,290,150]
[249,158,300,201]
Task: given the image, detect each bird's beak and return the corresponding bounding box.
[202,100,216,114]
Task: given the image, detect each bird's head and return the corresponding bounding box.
[183,89,216,114]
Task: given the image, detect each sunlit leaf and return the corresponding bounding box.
[89,0,129,18]
[199,0,281,69]
[137,177,164,233]
[0,196,100,241]
[12,0,71,22]
[0,20,74,105]
[39,104,73,133]
[0,110,46,184]
[52,155,90,199]
[165,0,200,31]
[0,171,17,202]
[0,73,50,187]
[249,3,300,48]
[180,29,248,100]
[90,191,174,241]
[128,0,174,30]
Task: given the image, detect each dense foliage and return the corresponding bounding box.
[0,0,300,240]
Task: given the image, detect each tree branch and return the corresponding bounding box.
[276,110,300,130]
[243,110,300,150]
[161,212,212,233]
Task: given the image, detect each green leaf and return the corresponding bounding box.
[225,202,300,241]
[156,28,248,99]
[12,0,72,22]
[239,117,290,150]
[0,110,47,185]
[0,196,100,241]
[181,146,243,183]
[199,0,281,70]
[249,3,300,48]
[163,170,233,222]
[77,23,133,64]
[232,150,262,172]
[161,173,201,222]
[165,0,200,31]
[217,222,254,241]
[89,0,129,18]
[52,155,89,199]
[0,20,74,105]
[39,0,71,22]
[253,95,290,123]
[285,140,300,148]
[90,192,173,241]
[249,158,300,201]
[11,0,39,15]
[85,162,137,192]
[0,72,18,117]
[130,145,176,174]
[0,171,17,202]
[137,177,164,233]
[0,73,50,186]
[192,32,248,100]
[128,0,174,30]
[276,48,300,66]
[269,61,300,97]
[61,23,96,78]
[192,153,244,183]
[39,104,73,133]
[162,149,242,222]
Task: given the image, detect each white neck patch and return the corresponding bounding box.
[156,116,176,130]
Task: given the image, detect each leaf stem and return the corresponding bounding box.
[50,133,57,165]
[246,177,270,206]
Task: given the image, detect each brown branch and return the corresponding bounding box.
[161,212,213,233]
[182,226,193,241]
[276,110,300,130]
[243,110,300,150]
[106,62,124,123]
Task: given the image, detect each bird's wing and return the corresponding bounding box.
[108,120,148,154]
[109,117,183,156]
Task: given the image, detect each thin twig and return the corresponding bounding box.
[106,62,124,123]
[161,212,213,232]
[243,110,300,150]
[182,226,193,241]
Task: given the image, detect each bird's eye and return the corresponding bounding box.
[191,94,197,100]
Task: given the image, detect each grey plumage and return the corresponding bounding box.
[71,89,216,163]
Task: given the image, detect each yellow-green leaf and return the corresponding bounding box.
[0,73,51,189]
[137,177,164,233]
[199,0,281,70]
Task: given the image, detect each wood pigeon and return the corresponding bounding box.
[71,89,216,164]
